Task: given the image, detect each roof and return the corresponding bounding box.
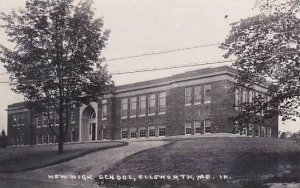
[115,66,237,92]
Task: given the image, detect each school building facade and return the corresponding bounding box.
[6,66,278,146]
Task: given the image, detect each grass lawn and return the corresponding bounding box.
[0,141,127,173]
[100,137,300,188]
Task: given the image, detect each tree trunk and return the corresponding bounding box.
[57,135,64,154]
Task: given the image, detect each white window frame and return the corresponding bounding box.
[20,113,25,126]
[194,86,202,105]
[129,97,137,118]
[158,125,166,137]
[185,87,192,105]
[148,126,156,137]
[204,85,212,104]
[242,90,247,103]
[12,114,17,127]
[129,127,137,138]
[148,94,156,116]
[158,92,166,114]
[194,121,201,134]
[248,91,253,103]
[204,120,211,134]
[138,95,146,117]
[185,122,192,135]
[102,99,108,120]
[36,116,43,128]
[121,98,128,119]
[139,127,147,138]
[121,128,128,139]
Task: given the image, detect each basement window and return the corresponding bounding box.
[185,122,192,135]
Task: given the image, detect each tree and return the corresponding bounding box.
[0,0,114,153]
[220,0,300,125]
[0,129,7,148]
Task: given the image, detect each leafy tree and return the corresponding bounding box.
[0,129,7,148]
[279,132,287,140]
[220,0,300,126]
[0,0,114,153]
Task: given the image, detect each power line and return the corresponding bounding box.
[1,49,300,84]
[0,59,233,84]
[0,42,221,76]
[1,27,300,76]
[105,43,221,62]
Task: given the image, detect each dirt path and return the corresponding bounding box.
[0,140,167,188]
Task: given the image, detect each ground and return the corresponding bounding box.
[0,140,166,188]
[0,135,300,188]
[0,141,127,173]
[101,136,300,188]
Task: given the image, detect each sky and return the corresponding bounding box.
[0,0,299,133]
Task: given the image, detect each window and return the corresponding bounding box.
[20,114,25,125]
[129,97,137,117]
[42,115,48,126]
[235,89,240,109]
[49,135,54,144]
[130,128,137,138]
[185,122,192,135]
[158,125,166,136]
[71,111,76,123]
[139,95,146,116]
[158,92,166,114]
[12,114,17,126]
[121,128,128,139]
[194,121,201,134]
[266,127,272,138]
[121,98,128,118]
[36,135,42,145]
[185,87,192,105]
[139,128,146,137]
[43,135,48,144]
[148,94,156,115]
[260,126,266,138]
[248,91,253,103]
[204,85,212,103]
[194,86,202,104]
[242,90,247,103]
[16,114,21,126]
[54,113,59,125]
[36,117,43,128]
[149,126,156,137]
[102,99,107,119]
[204,120,211,133]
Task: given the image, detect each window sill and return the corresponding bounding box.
[204,101,211,104]
[158,112,166,115]
[194,102,202,105]
[101,118,107,121]
[121,117,128,119]
[148,113,155,116]
[129,116,137,118]
[138,114,146,117]
[185,103,192,106]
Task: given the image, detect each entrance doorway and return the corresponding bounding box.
[90,123,96,141]
[80,106,97,142]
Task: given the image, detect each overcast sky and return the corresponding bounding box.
[0,0,299,133]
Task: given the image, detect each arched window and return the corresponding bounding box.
[89,111,96,119]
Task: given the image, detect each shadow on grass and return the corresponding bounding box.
[229,151,300,182]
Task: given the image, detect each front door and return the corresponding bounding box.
[90,123,96,141]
